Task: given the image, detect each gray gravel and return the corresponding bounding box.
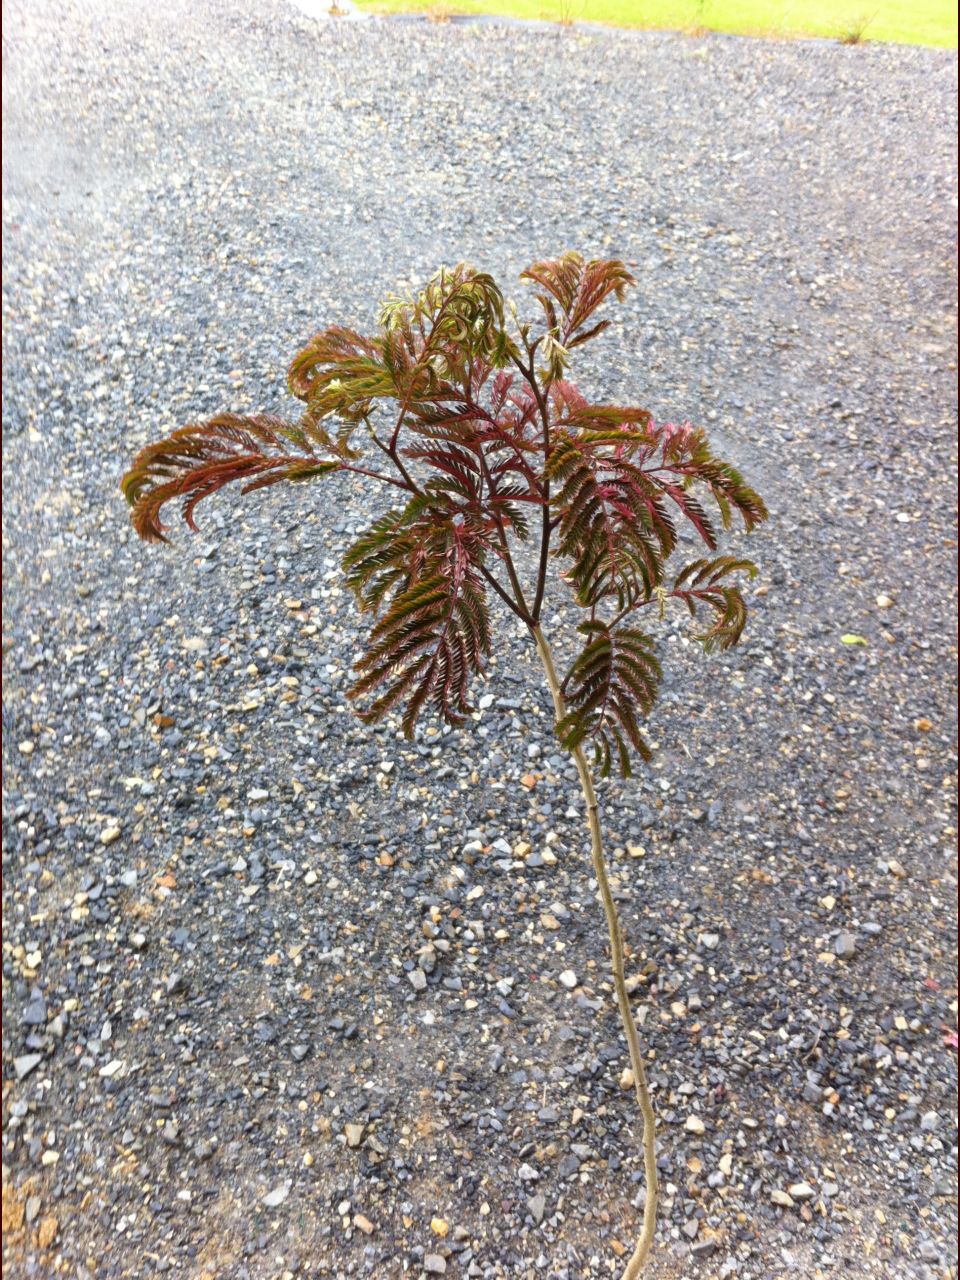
[2,2,957,1278]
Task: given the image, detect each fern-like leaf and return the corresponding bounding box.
[520,252,636,347]
[654,422,768,537]
[380,264,509,369]
[121,413,340,542]
[342,497,432,612]
[346,514,492,735]
[288,326,398,419]
[546,429,671,608]
[556,623,661,777]
[672,556,759,651]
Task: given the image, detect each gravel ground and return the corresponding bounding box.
[2,2,957,1278]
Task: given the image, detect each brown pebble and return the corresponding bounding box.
[37,1215,58,1249]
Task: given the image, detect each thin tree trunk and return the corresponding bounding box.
[533,624,659,1279]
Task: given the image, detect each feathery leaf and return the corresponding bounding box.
[121,413,340,542]
[520,252,636,347]
[671,556,759,651]
[346,512,492,735]
[546,428,669,608]
[556,623,661,778]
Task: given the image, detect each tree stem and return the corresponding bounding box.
[478,563,532,625]
[476,448,533,619]
[513,349,552,623]
[532,623,659,1279]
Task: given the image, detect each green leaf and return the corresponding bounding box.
[670,557,758,652]
[546,430,667,609]
[556,623,661,778]
[346,516,493,735]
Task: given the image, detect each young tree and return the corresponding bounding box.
[122,253,767,1276]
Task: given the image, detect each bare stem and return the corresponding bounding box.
[339,461,412,492]
[476,449,533,619]
[478,562,532,625]
[532,624,659,1279]
[371,432,421,495]
[513,350,552,623]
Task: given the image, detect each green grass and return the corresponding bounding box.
[351,0,957,48]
